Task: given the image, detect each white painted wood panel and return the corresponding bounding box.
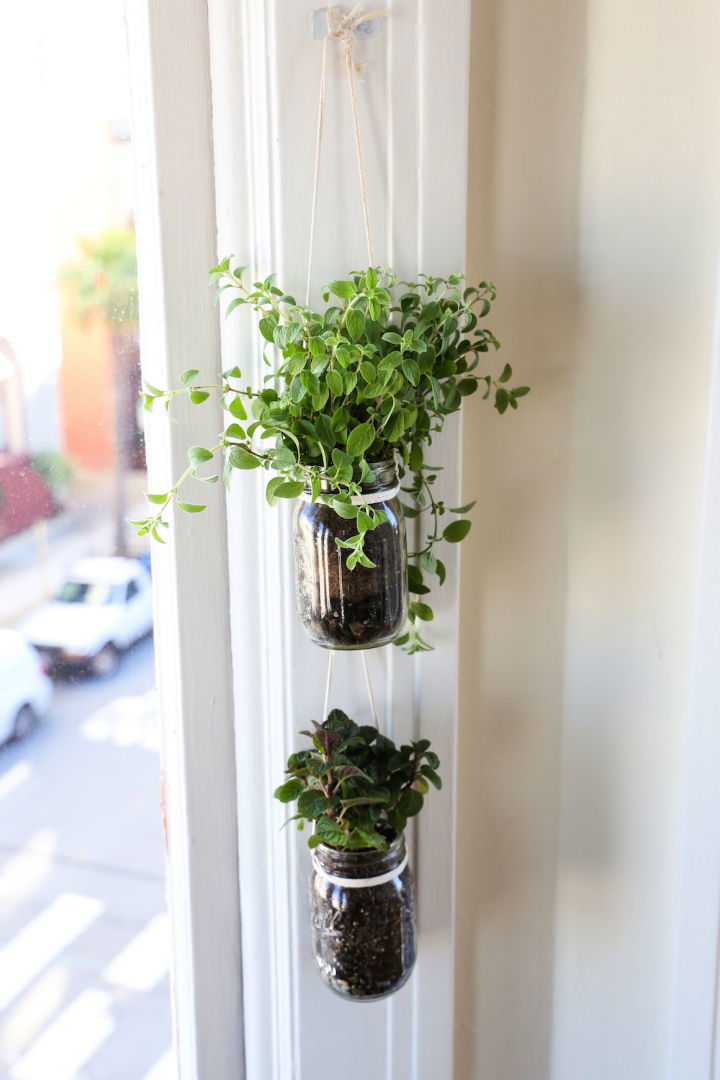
[126,1,244,1076]
[669,293,720,1080]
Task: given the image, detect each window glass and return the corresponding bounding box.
[0,3,172,1078]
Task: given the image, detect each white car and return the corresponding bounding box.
[20,557,154,678]
[0,628,53,744]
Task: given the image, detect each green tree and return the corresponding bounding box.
[61,227,140,555]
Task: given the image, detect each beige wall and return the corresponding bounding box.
[457,0,720,1076]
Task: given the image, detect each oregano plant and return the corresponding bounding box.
[274,709,441,851]
[134,262,529,651]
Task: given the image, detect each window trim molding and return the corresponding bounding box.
[126,0,244,1075]
[669,287,720,1080]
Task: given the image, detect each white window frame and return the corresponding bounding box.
[669,300,720,1079]
[126,0,244,1076]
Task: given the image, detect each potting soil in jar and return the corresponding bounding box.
[309,833,416,1000]
[293,460,408,649]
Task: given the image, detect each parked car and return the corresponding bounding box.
[0,628,53,744]
[20,557,154,678]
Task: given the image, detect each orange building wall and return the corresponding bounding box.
[58,303,115,470]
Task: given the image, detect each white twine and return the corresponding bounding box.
[322,650,335,720]
[312,849,408,888]
[331,4,384,267]
[305,5,388,304]
[318,619,380,728]
[361,650,380,728]
[305,30,329,305]
[299,482,400,505]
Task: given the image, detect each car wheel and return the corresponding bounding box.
[13,705,38,741]
[91,643,120,678]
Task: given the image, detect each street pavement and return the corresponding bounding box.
[0,635,173,1079]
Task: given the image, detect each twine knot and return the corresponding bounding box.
[326,5,388,79]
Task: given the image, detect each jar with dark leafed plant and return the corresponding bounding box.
[309,831,416,1000]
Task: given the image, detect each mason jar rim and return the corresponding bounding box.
[312,831,406,878]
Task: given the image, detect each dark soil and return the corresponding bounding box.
[294,500,407,649]
[310,856,416,1000]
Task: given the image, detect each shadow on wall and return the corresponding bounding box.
[455,0,587,1076]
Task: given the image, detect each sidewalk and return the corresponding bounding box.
[0,469,150,627]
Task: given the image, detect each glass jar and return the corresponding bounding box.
[309,832,416,1000]
[293,460,408,649]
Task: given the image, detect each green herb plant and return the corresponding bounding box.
[134,261,528,652]
[274,709,441,851]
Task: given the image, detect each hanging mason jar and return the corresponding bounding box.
[309,832,416,1000]
[293,459,408,649]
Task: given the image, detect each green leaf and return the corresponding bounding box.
[258,315,278,342]
[449,501,476,514]
[224,423,246,440]
[443,519,472,543]
[398,788,424,818]
[272,447,296,469]
[145,492,168,505]
[407,565,430,595]
[265,475,288,506]
[356,510,374,533]
[228,446,261,470]
[188,445,214,465]
[314,414,336,449]
[177,501,207,513]
[228,395,247,420]
[498,362,512,383]
[290,378,307,403]
[274,778,303,803]
[420,764,443,790]
[225,296,244,318]
[315,816,349,846]
[401,360,420,386]
[409,443,423,471]
[180,368,199,385]
[328,280,356,300]
[297,788,332,817]
[190,390,210,405]
[346,308,365,341]
[346,422,375,458]
[301,371,321,396]
[273,480,305,499]
[512,386,530,397]
[332,499,359,519]
[326,369,344,398]
[420,550,437,574]
[409,601,434,622]
[359,360,376,384]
